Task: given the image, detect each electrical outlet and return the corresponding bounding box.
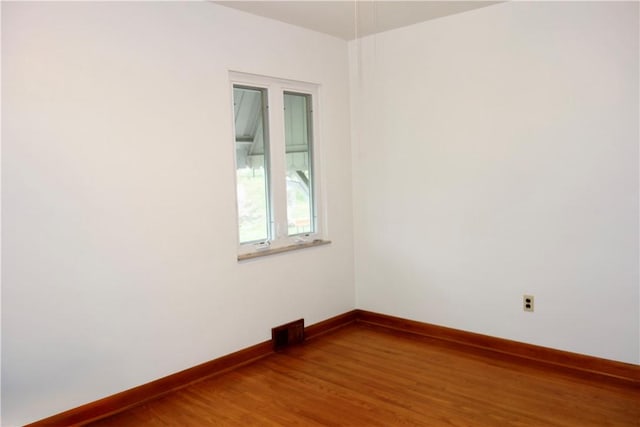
[523,295,534,312]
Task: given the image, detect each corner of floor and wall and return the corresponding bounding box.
[349,0,639,368]
[2,1,639,425]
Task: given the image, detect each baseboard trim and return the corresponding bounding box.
[305,309,358,340]
[26,340,273,427]
[27,311,357,426]
[27,309,638,425]
[355,309,640,387]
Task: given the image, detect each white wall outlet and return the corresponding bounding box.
[523,295,534,312]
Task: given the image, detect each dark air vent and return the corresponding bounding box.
[272,319,305,351]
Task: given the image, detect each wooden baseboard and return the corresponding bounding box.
[355,309,640,387]
[27,309,638,425]
[26,340,273,427]
[27,311,357,426]
[305,309,358,340]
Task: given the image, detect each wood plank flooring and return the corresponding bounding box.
[88,324,640,426]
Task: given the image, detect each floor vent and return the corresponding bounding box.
[272,319,305,351]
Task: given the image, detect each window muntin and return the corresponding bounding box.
[233,86,271,244]
[284,92,314,236]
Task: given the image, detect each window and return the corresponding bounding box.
[230,72,323,256]
[233,85,271,243]
[284,92,314,236]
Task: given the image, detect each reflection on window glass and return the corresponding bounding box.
[233,86,270,243]
[284,92,314,236]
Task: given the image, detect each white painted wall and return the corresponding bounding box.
[351,1,639,365]
[1,2,353,425]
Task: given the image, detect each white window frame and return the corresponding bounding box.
[229,71,325,257]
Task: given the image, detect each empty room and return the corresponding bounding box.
[2,0,638,426]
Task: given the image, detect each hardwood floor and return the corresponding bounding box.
[88,324,640,426]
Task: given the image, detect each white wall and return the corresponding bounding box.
[351,1,639,365]
[1,2,354,425]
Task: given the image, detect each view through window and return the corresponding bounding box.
[284,92,314,236]
[231,75,319,249]
[233,86,270,243]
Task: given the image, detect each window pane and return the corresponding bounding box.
[233,86,270,243]
[284,92,314,236]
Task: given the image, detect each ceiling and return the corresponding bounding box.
[214,1,500,40]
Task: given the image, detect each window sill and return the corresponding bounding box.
[237,239,331,261]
